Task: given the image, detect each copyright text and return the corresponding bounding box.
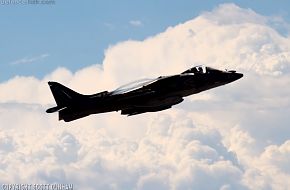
[2,184,73,190]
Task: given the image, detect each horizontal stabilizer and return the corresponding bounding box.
[46,106,66,113]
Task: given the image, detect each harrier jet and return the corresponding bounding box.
[46,66,243,122]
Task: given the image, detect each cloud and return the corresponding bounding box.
[202,3,267,25]
[129,20,143,27]
[1,3,290,190]
[104,22,115,30]
[10,53,50,65]
[0,111,245,189]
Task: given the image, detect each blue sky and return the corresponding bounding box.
[1,0,289,81]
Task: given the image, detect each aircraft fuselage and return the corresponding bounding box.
[47,66,243,122]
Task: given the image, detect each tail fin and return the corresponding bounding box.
[46,81,83,113]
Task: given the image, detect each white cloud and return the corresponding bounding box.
[129,20,143,27]
[202,3,267,25]
[1,3,290,190]
[10,53,49,65]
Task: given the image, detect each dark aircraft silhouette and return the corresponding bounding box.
[46,66,243,122]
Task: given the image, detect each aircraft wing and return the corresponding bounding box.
[120,96,184,116]
[120,106,171,116]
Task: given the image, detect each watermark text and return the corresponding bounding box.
[0,0,55,5]
[2,184,73,190]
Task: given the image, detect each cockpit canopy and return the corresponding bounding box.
[182,65,206,74]
[181,65,222,74]
[110,78,158,95]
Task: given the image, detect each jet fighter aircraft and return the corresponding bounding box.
[46,66,243,122]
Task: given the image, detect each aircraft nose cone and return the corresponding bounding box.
[229,72,243,82]
[235,73,243,80]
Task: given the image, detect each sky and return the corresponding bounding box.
[0,0,290,81]
[1,1,290,190]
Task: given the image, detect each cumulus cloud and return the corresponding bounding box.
[1,3,290,190]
